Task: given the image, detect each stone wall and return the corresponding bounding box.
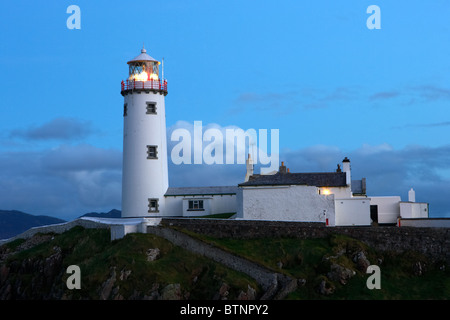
[146,225,299,299]
[0,219,110,246]
[147,226,278,291]
[161,218,450,263]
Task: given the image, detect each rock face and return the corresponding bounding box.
[353,251,371,272]
[0,231,264,300]
[146,248,160,262]
[0,245,63,299]
[1,226,447,300]
[327,263,356,285]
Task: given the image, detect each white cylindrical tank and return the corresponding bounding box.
[121,48,169,218]
[342,157,351,186]
[408,188,416,202]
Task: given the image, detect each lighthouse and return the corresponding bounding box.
[120,47,169,218]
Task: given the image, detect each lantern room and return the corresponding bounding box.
[127,47,160,81]
[121,46,167,96]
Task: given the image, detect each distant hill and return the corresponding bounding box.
[79,209,121,219]
[0,209,122,240]
[0,210,66,240]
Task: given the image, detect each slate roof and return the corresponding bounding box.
[165,186,239,197]
[238,172,347,187]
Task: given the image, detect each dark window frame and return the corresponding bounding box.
[187,199,204,211]
[147,145,158,159]
[148,198,159,213]
[146,102,157,115]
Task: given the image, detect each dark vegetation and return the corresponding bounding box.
[0,225,448,299]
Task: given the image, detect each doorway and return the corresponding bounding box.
[370,205,378,224]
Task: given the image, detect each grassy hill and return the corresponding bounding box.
[0,226,260,300]
[187,231,449,299]
[0,225,448,300]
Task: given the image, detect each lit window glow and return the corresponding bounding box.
[128,71,159,81]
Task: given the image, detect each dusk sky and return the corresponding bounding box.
[1,1,450,220]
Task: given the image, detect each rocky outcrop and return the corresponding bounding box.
[1,224,447,300]
[0,245,64,299]
[327,263,356,285]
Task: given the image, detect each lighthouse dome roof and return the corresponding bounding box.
[127,47,158,64]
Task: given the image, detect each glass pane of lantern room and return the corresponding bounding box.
[130,63,144,76]
[151,62,159,76]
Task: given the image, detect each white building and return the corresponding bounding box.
[121,47,169,218]
[120,47,240,219]
[370,188,428,224]
[119,47,428,226]
[237,157,428,226]
[237,158,372,226]
[165,186,238,217]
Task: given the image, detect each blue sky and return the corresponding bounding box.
[1,1,450,220]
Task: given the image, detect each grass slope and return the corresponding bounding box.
[1,226,260,299]
[1,226,449,299]
[179,230,449,300]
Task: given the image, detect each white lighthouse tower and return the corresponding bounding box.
[120,47,169,218]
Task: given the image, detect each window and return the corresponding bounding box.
[188,200,204,211]
[148,198,159,213]
[123,103,128,117]
[147,145,158,159]
[146,102,157,114]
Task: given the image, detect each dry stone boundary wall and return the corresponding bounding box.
[160,218,450,263]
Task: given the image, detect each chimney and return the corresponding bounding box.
[244,153,254,182]
[336,164,342,173]
[342,157,351,186]
[408,188,416,202]
[279,161,287,174]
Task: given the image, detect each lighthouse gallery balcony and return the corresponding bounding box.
[121,79,168,96]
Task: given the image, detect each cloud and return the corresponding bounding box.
[0,144,122,220]
[369,91,400,101]
[413,85,450,102]
[368,84,450,106]
[2,119,449,221]
[167,121,450,217]
[10,117,94,141]
[394,121,450,129]
[268,143,450,218]
[41,144,122,172]
[230,91,299,116]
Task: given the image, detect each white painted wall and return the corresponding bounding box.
[400,202,429,218]
[210,194,237,215]
[122,89,169,218]
[370,196,401,224]
[320,186,352,199]
[165,194,237,217]
[335,198,371,226]
[240,185,335,222]
[182,197,212,217]
[165,196,183,216]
